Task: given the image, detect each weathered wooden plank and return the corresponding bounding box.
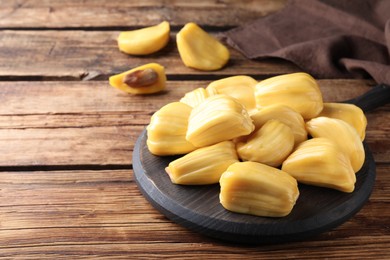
[0,30,298,79]
[0,80,389,166]
[0,226,388,257]
[0,0,287,28]
[0,80,191,116]
[2,79,384,129]
[0,79,381,117]
[0,125,140,166]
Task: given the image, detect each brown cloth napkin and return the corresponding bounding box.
[223,0,390,85]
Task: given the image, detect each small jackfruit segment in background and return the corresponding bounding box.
[117,21,170,55]
[206,75,258,113]
[147,102,196,156]
[180,87,216,108]
[282,138,356,193]
[236,119,294,167]
[176,22,230,71]
[250,104,308,147]
[109,63,166,94]
[306,117,365,173]
[186,95,255,147]
[255,72,323,119]
[219,161,299,217]
[317,103,367,141]
[165,141,239,185]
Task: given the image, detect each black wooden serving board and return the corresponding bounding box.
[133,129,376,244]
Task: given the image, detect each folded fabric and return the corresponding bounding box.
[223,0,390,85]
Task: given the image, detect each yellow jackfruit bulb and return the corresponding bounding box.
[165,141,239,185]
[255,72,323,119]
[180,87,215,108]
[236,120,294,167]
[147,102,196,156]
[317,103,367,141]
[306,117,365,173]
[219,161,299,217]
[186,95,255,147]
[176,22,230,71]
[282,138,356,193]
[117,21,170,55]
[109,63,166,94]
[250,104,308,146]
[206,75,257,113]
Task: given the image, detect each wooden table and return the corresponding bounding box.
[0,1,389,258]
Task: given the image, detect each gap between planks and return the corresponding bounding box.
[0,164,132,172]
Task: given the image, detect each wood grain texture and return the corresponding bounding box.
[0,79,381,117]
[0,0,287,28]
[0,125,140,166]
[0,30,298,79]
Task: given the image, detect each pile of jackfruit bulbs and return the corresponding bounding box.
[107,21,367,218]
[147,72,367,218]
[109,21,230,94]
